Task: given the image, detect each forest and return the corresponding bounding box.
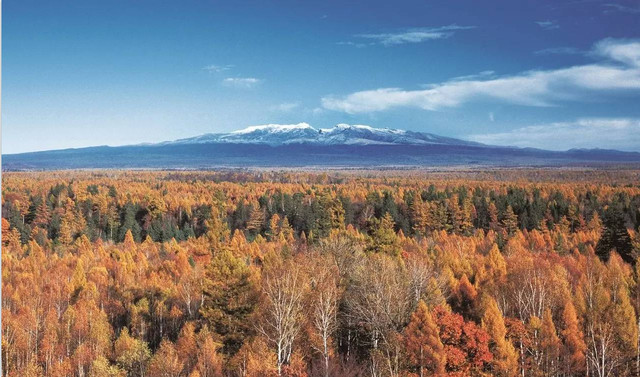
[3,169,640,377]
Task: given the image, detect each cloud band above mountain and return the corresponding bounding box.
[468,118,640,152]
[322,38,640,113]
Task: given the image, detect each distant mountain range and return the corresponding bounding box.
[159,123,482,147]
[4,123,640,170]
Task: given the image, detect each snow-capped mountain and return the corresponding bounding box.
[7,122,640,170]
[162,123,482,147]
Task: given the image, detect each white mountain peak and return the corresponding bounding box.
[232,122,315,134]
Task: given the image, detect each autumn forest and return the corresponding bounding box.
[3,169,640,377]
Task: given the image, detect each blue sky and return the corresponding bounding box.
[3,0,640,153]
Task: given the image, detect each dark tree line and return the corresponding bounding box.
[4,179,640,250]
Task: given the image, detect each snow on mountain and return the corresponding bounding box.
[231,123,315,134]
[163,123,481,147]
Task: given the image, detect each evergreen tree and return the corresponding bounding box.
[246,202,264,238]
[119,202,141,243]
[540,308,561,376]
[205,207,230,249]
[559,300,586,375]
[329,197,345,230]
[114,328,151,377]
[280,216,294,241]
[460,196,475,235]
[596,206,634,264]
[482,297,518,377]
[201,249,258,355]
[267,213,281,241]
[488,202,500,232]
[147,340,183,377]
[368,212,400,256]
[403,301,446,377]
[501,205,519,235]
[33,195,51,228]
[411,195,431,237]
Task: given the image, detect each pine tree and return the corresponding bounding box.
[201,249,258,355]
[90,356,126,377]
[147,339,183,377]
[501,205,519,235]
[482,297,519,377]
[176,322,197,373]
[559,300,586,375]
[411,195,431,237]
[432,201,449,232]
[588,212,603,233]
[369,212,400,256]
[71,259,87,294]
[596,206,634,264]
[114,328,151,376]
[452,274,478,319]
[329,198,346,230]
[488,202,500,232]
[447,196,463,233]
[403,301,446,377]
[280,216,294,241]
[540,308,561,376]
[119,202,141,243]
[107,205,120,241]
[59,219,73,245]
[246,203,264,239]
[485,243,507,285]
[123,229,137,253]
[460,196,475,235]
[196,327,223,377]
[267,214,281,241]
[612,284,638,357]
[33,196,51,228]
[205,207,230,249]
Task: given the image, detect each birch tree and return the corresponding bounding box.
[257,262,308,376]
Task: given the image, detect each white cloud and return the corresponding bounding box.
[447,70,496,82]
[322,39,640,113]
[467,118,640,151]
[271,102,300,112]
[203,64,233,73]
[603,3,640,14]
[593,38,640,66]
[222,77,262,88]
[489,112,495,122]
[536,20,560,30]
[353,25,475,46]
[534,47,583,55]
[337,41,369,48]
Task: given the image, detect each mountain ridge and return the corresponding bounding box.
[4,123,640,170]
[159,123,483,147]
